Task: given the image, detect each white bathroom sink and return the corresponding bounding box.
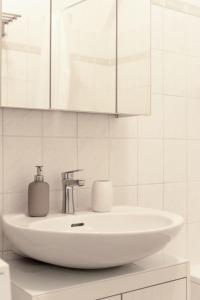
[3,206,183,269]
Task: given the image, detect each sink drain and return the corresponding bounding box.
[71,222,85,227]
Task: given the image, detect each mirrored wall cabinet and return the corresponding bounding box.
[0,0,151,116]
[1,0,50,109]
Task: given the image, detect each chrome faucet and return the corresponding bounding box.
[62,169,85,214]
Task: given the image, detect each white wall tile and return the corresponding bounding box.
[49,190,62,213]
[43,111,77,137]
[4,192,27,214]
[163,9,187,54]
[187,14,200,57]
[77,188,92,211]
[151,50,163,94]
[188,182,200,223]
[151,5,163,50]
[110,139,137,186]
[188,99,200,138]
[113,186,137,206]
[164,183,187,220]
[188,223,200,264]
[109,116,138,138]
[78,139,109,187]
[164,96,186,138]
[138,184,163,209]
[43,138,77,190]
[164,52,187,97]
[4,137,42,193]
[78,113,109,138]
[4,108,42,136]
[164,140,187,182]
[188,57,200,99]
[138,95,163,138]
[138,140,163,184]
[188,141,200,181]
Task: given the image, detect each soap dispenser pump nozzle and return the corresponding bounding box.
[34,166,44,182]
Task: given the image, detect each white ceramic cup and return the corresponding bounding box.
[91,180,113,212]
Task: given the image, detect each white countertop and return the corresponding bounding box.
[8,254,188,300]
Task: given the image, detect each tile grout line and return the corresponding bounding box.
[76,113,79,207]
[185,53,189,259]
[107,115,111,182]
[3,134,200,141]
[41,111,44,168]
[1,108,5,254]
[1,180,192,195]
[161,5,165,212]
[136,115,139,207]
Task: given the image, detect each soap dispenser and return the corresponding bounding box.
[28,166,49,217]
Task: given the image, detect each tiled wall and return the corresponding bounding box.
[1,0,200,263]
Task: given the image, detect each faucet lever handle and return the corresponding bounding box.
[62,169,84,179]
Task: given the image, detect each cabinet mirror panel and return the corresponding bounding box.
[1,0,50,109]
[117,0,151,115]
[51,0,116,113]
[0,0,151,115]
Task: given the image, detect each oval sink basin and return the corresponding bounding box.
[3,206,183,269]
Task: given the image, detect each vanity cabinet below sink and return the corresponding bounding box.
[9,255,189,300]
[122,279,186,300]
[100,279,186,300]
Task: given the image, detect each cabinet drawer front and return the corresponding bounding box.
[123,279,186,300]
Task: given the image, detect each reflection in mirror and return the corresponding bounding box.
[1,0,50,109]
[117,0,151,115]
[51,0,116,113]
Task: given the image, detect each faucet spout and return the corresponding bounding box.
[62,169,85,214]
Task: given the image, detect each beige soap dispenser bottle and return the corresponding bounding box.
[28,166,49,217]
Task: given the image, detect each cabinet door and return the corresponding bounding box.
[117,0,151,115]
[123,279,186,300]
[1,0,50,109]
[51,0,116,114]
